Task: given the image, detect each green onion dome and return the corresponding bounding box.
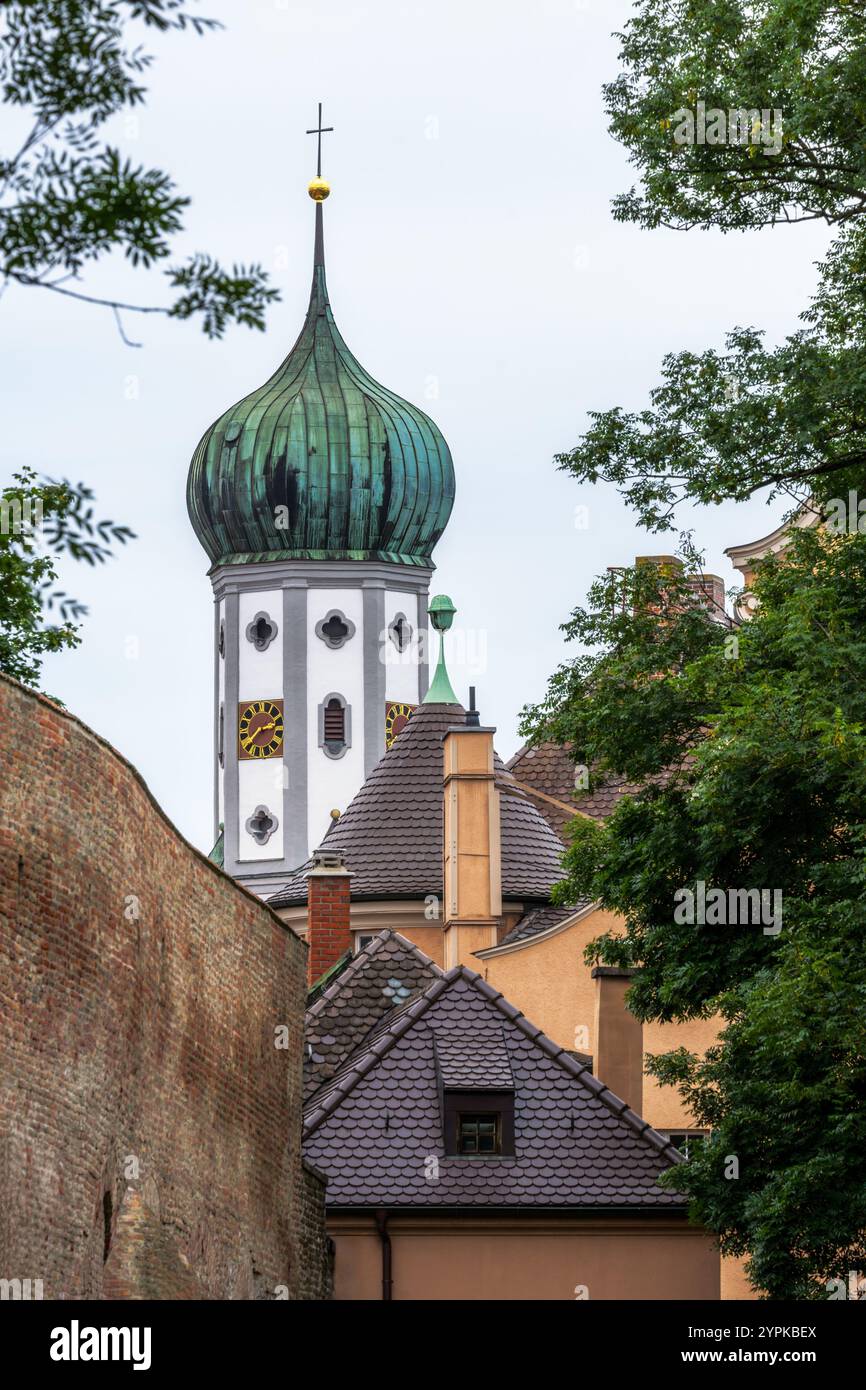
[187,202,455,568]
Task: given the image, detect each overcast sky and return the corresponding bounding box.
[4,0,831,854]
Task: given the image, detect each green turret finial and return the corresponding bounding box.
[424,595,459,704]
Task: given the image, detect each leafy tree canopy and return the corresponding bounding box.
[1,467,134,687]
[560,0,866,528]
[522,533,866,1298]
[1,0,280,338]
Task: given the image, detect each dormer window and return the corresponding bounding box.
[443,1090,514,1157]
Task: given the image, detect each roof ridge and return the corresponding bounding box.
[303,969,458,1137]
[450,966,683,1166]
[305,959,682,1167]
[304,928,395,1020]
[305,928,442,1023]
[481,901,596,953]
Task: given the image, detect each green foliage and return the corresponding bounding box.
[607,0,866,233]
[522,531,866,1297]
[0,467,135,687]
[559,0,866,529]
[558,227,866,527]
[0,1,279,337]
[536,5,866,1293]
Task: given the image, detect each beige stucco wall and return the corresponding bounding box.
[643,1015,723,1130]
[478,907,622,1060]
[478,908,725,1135]
[328,1214,720,1301]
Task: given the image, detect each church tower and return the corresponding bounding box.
[187,113,456,896]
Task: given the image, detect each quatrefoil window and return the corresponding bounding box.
[388,612,413,653]
[245,804,279,846]
[315,609,356,650]
[245,611,278,653]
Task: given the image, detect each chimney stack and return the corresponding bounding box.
[306,847,352,985]
[592,967,644,1114]
[442,702,502,969]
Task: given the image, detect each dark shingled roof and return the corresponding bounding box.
[304,929,441,1101]
[506,741,637,836]
[496,902,592,948]
[270,702,565,908]
[303,964,685,1209]
[434,1028,514,1089]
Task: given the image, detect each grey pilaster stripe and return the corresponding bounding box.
[417,581,431,701]
[213,596,221,842]
[283,581,308,868]
[222,590,240,876]
[363,581,387,775]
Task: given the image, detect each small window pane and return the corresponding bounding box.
[457,1113,501,1156]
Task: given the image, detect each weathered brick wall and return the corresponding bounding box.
[0,673,329,1299]
[297,1162,334,1300]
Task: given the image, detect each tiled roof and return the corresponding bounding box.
[434,1028,514,1089]
[497,902,592,947]
[304,930,441,1101]
[270,703,565,908]
[307,948,353,1004]
[303,964,684,1209]
[507,741,637,833]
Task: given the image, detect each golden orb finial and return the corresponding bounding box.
[308,176,330,202]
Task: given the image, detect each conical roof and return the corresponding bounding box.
[268,702,565,907]
[187,202,456,568]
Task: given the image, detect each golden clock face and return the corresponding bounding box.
[385,701,415,750]
[238,699,284,759]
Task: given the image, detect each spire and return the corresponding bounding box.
[306,102,332,300]
[306,100,332,263]
[424,595,459,704]
[313,201,325,269]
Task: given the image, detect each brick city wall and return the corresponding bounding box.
[297,1163,334,1300]
[0,673,329,1300]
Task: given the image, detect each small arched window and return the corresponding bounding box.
[318,693,351,759]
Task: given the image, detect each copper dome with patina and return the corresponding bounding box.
[187,200,455,568]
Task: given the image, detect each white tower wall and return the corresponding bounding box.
[212,559,432,898]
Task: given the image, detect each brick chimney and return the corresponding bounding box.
[628,555,727,625]
[442,690,502,969]
[591,967,644,1114]
[306,847,352,986]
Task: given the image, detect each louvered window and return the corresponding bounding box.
[319,693,351,759]
[323,698,345,744]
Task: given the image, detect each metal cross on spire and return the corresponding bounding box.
[306,102,334,177]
